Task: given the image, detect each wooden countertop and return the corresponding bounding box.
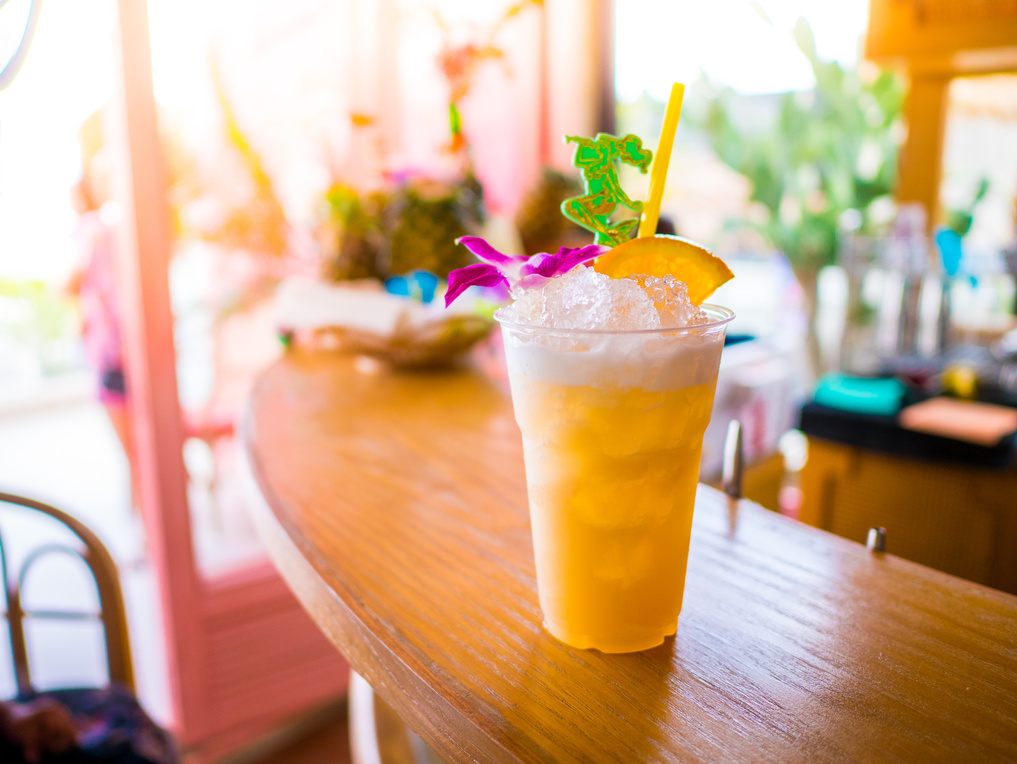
[243,351,1017,763]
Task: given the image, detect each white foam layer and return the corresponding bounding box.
[500,325,725,391]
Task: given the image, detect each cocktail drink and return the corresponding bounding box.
[495,269,732,652]
[442,84,734,652]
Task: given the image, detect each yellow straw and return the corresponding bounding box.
[638,82,685,238]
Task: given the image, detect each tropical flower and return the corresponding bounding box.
[445,236,608,307]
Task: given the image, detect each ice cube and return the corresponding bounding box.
[498,266,708,331]
[631,274,708,328]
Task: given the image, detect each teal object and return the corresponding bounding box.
[813,374,906,416]
[935,226,963,277]
[385,270,439,304]
[935,227,978,287]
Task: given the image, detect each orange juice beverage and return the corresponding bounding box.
[496,269,732,653]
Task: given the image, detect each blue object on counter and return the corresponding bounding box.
[813,374,907,417]
[385,270,439,304]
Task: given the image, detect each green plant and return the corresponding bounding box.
[702,17,905,371]
[0,279,79,374]
[945,177,990,237]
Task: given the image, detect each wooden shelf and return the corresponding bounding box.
[868,0,1017,74]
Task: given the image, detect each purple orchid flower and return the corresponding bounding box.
[445,236,608,307]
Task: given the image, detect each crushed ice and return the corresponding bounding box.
[497,266,708,330]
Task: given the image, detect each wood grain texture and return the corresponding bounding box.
[799,437,1017,595]
[243,351,1017,763]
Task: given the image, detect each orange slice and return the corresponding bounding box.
[593,235,734,304]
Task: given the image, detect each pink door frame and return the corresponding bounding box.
[109,1,347,759]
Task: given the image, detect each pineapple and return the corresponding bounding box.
[383,174,484,279]
[321,184,385,281]
[515,168,584,255]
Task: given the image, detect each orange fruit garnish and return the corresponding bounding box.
[593,235,734,304]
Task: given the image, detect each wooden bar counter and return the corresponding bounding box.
[243,351,1017,763]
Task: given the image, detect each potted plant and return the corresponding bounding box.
[703,18,905,375]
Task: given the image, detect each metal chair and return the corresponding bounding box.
[0,492,180,762]
[0,490,134,695]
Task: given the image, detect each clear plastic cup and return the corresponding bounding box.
[497,305,734,652]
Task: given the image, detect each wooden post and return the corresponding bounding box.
[896,74,949,233]
[544,0,616,169]
[594,0,616,136]
[866,0,1017,232]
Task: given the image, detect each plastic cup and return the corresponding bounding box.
[497,305,734,653]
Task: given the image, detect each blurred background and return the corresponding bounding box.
[1,0,1016,760]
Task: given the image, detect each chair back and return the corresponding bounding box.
[0,490,134,695]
